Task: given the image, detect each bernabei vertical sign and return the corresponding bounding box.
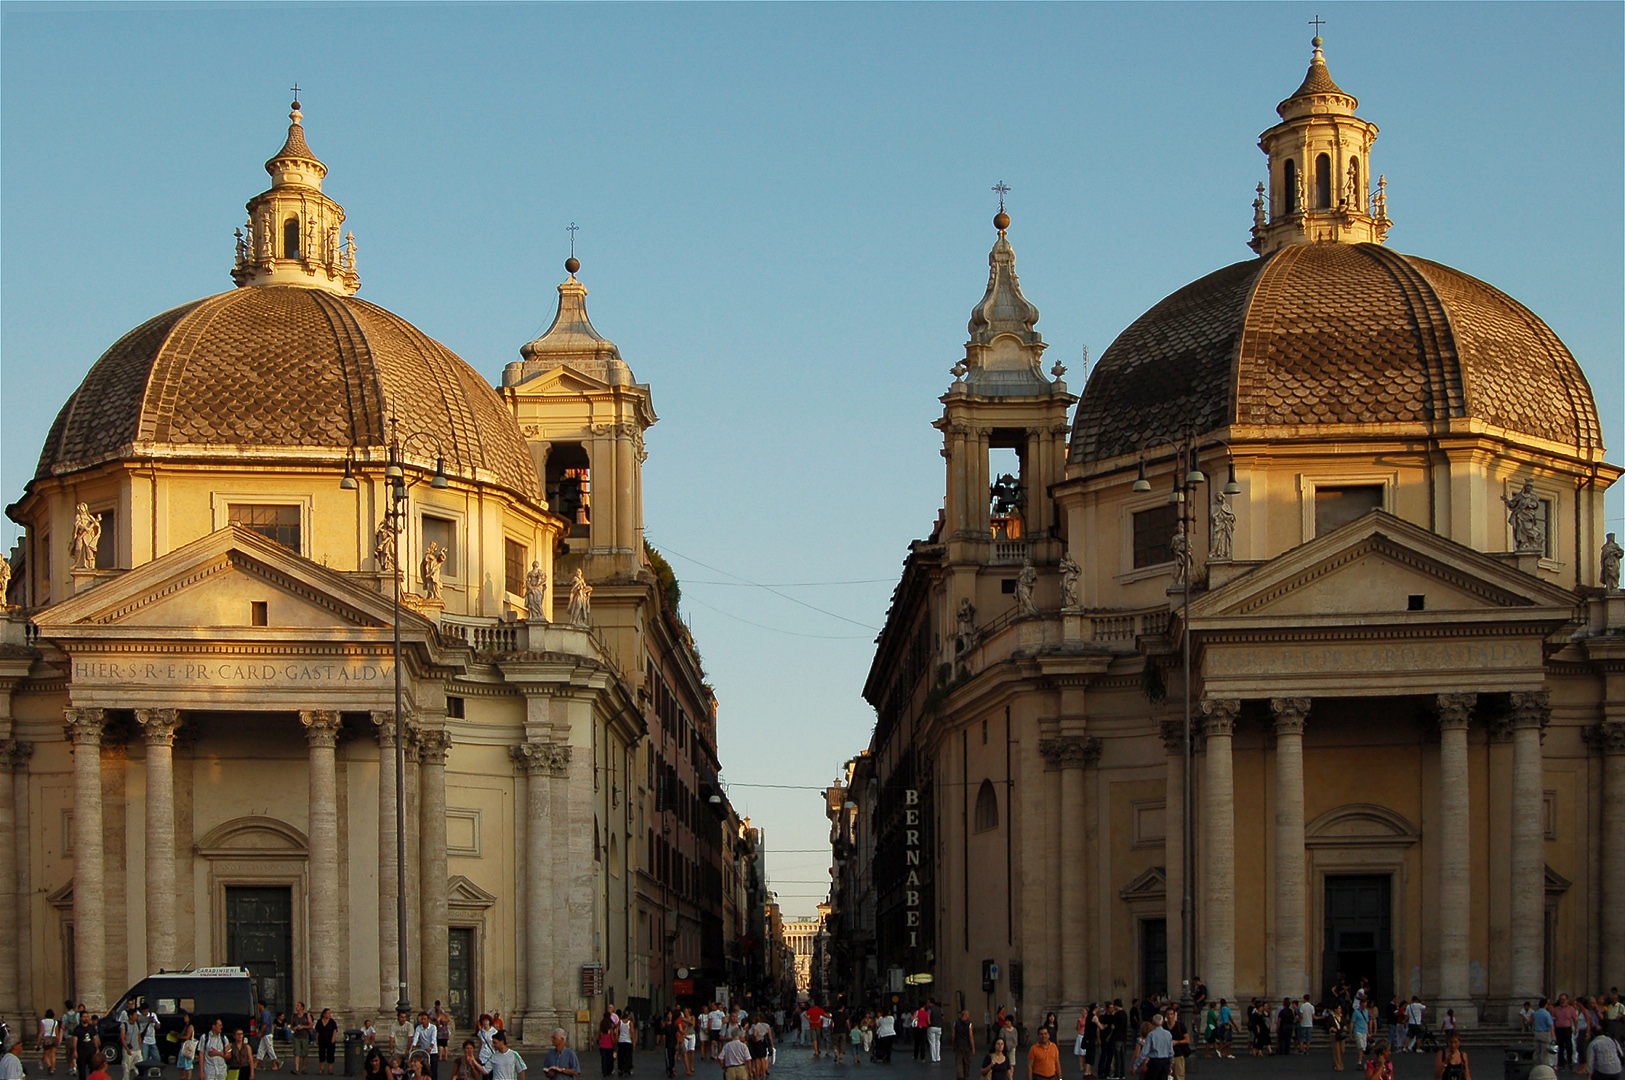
[904,787,922,946]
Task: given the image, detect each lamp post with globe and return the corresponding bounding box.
[340,414,448,1016]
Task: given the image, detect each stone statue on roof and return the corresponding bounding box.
[420,541,447,599]
[525,561,549,622]
[569,567,593,626]
[70,503,101,570]
[1502,479,1543,553]
[1602,533,1622,593]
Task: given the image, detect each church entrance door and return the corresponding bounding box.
[226,886,294,1015]
[448,927,476,1029]
[1322,875,1392,1005]
[1140,918,1167,1002]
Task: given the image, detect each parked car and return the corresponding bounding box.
[96,967,257,1065]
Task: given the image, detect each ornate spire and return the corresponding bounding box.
[950,204,1058,398]
[504,253,632,387]
[232,98,358,294]
[1251,35,1390,255]
[967,208,1041,346]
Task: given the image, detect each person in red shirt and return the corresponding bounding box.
[806,1007,826,1059]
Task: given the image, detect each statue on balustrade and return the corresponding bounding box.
[70,503,101,570]
[525,561,549,621]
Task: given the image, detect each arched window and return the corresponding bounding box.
[974,778,999,833]
[283,217,301,259]
[1283,159,1299,214]
[1315,154,1333,209]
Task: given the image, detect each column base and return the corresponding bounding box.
[1433,1000,1478,1029]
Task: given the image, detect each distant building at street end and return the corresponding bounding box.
[847,38,1623,1028]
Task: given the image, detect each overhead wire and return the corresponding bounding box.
[653,541,883,631]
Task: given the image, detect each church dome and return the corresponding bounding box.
[1069,242,1604,465]
[34,284,540,497]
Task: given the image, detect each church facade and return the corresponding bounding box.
[848,40,1623,1024]
[0,100,740,1040]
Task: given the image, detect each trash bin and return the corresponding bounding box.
[1504,1044,1537,1080]
[136,1064,165,1080]
[344,1030,364,1077]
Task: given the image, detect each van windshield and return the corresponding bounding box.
[127,978,255,1017]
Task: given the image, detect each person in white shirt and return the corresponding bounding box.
[1403,999,1427,1054]
[202,1020,232,1080]
[0,1037,26,1080]
[412,1014,439,1078]
[1296,1000,1316,1053]
[487,1033,526,1080]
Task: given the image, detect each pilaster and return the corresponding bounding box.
[301,710,343,1010]
[418,729,452,1016]
[1434,694,1476,1023]
[64,706,108,1012]
[1270,697,1309,1000]
[136,708,182,973]
[1507,689,1549,1017]
[1200,697,1239,1002]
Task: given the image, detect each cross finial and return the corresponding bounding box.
[992,181,1011,211]
[1309,14,1325,38]
[290,82,302,106]
[566,221,579,257]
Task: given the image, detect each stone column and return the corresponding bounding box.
[513,741,556,1028]
[12,742,33,1025]
[372,710,401,1012]
[1200,698,1240,1002]
[301,710,343,1011]
[65,706,108,1012]
[1587,719,1625,987]
[1160,721,1186,1002]
[1508,690,1549,1011]
[1435,694,1476,1021]
[1041,735,1089,1004]
[418,730,452,1015]
[0,741,22,1027]
[135,709,182,972]
[1271,697,1309,1000]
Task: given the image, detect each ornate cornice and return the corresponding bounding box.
[300,709,343,749]
[136,707,183,746]
[1200,697,1240,737]
[1435,693,1476,732]
[1270,697,1311,735]
[63,705,106,746]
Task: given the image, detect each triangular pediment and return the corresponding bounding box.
[512,364,617,395]
[34,525,425,635]
[1119,865,1166,902]
[1190,511,1577,627]
[447,874,499,911]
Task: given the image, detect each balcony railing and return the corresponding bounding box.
[438,613,525,654]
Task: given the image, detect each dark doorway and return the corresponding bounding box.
[448,928,476,1029]
[1322,875,1392,1005]
[226,886,293,1014]
[1141,919,1168,1001]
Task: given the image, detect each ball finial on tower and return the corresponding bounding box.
[565,256,580,275]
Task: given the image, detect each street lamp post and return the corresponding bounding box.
[340,415,448,1017]
[1133,431,1240,1035]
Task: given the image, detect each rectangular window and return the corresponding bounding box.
[447,696,465,719]
[94,508,118,569]
[1132,504,1180,569]
[504,538,526,597]
[422,515,458,578]
[250,601,269,627]
[1314,484,1383,536]
[1535,498,1554,558]
[229,504,301,552]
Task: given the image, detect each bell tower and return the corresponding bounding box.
[935,205,1076,569]
[1251,36,1391,254]
[231,98,360,294]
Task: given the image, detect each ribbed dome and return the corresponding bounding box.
[35,286,540,498]
[1069,243,1603,463]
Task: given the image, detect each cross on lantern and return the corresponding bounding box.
[1309,15,1325,36]
[992,181,1011,211]
[567,221,579,257]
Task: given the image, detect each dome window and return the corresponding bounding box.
[283,216,301,259]
[1315,154,1333,209]
[1283,159,1299,214]
[974,778,999,834]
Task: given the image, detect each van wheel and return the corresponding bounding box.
[102,1046,122,1066]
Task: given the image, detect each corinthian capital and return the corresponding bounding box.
[0,739,33,771]
[513,740,572,777]
[1039,734,1093,770]
[300,710,343,749]
[137,708,183,746]
[1435,693,1476,732]
[63,706,107,746]
[1509,689,1552,732]
[1200,698,1240,737]
[1270,697,1311,735]
[417,729,452,766]
[1584,718,1625,756]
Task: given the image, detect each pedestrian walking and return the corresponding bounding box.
[1027,1027,1061,1080]
[4,1037,28,1080]
[1433,1031,1470,1080]
[1554,996,1578,1069]
[1403,999,1427,1055]
[178,1018,199,1080]
[1582,1024,1622,1080]
[1165,1006,1190,1080]
[875,1011,896,1065]
[72,1012,98,1080]
[452,1040,489,1080]
[486,1032,525,1080]
[290,1005,315,1076]
[718,1032,750,1080]
[914,1006,931,1062]
[541,1028,581,1080]
[616,1012,636,1077]
[598,1011,619,1078]
[1329,1005,1348,1071]
[978,1039,1010,1080]
[229,1028,258,1080]
[1131,1015,1174,1080]
[315,1011,338,1077]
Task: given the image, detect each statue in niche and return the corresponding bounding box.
[70,503,101,570]
[1210,490,1236,562]
[1502,479,1543,553]
[373,522,396,572]
[420,541,447,599]
[1059,551,1081,609]
[955,597,978,654]
[1168,520,1191,585]
[1014,559,1039,617]
[525,561,549,621]
[1602,533,1623,593]
[569,568,593,626]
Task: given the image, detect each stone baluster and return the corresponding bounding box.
[1200,698,1240,1003]
[64,706,108,1012]
[418,730,452,1015]
[301,710,343,1010]
[136,709,182,972]
[1435,694,1475,1020]
[1508,690,1549,1012]
[1271,697,1310,1000]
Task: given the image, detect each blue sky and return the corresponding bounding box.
[3,2,1621,914]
